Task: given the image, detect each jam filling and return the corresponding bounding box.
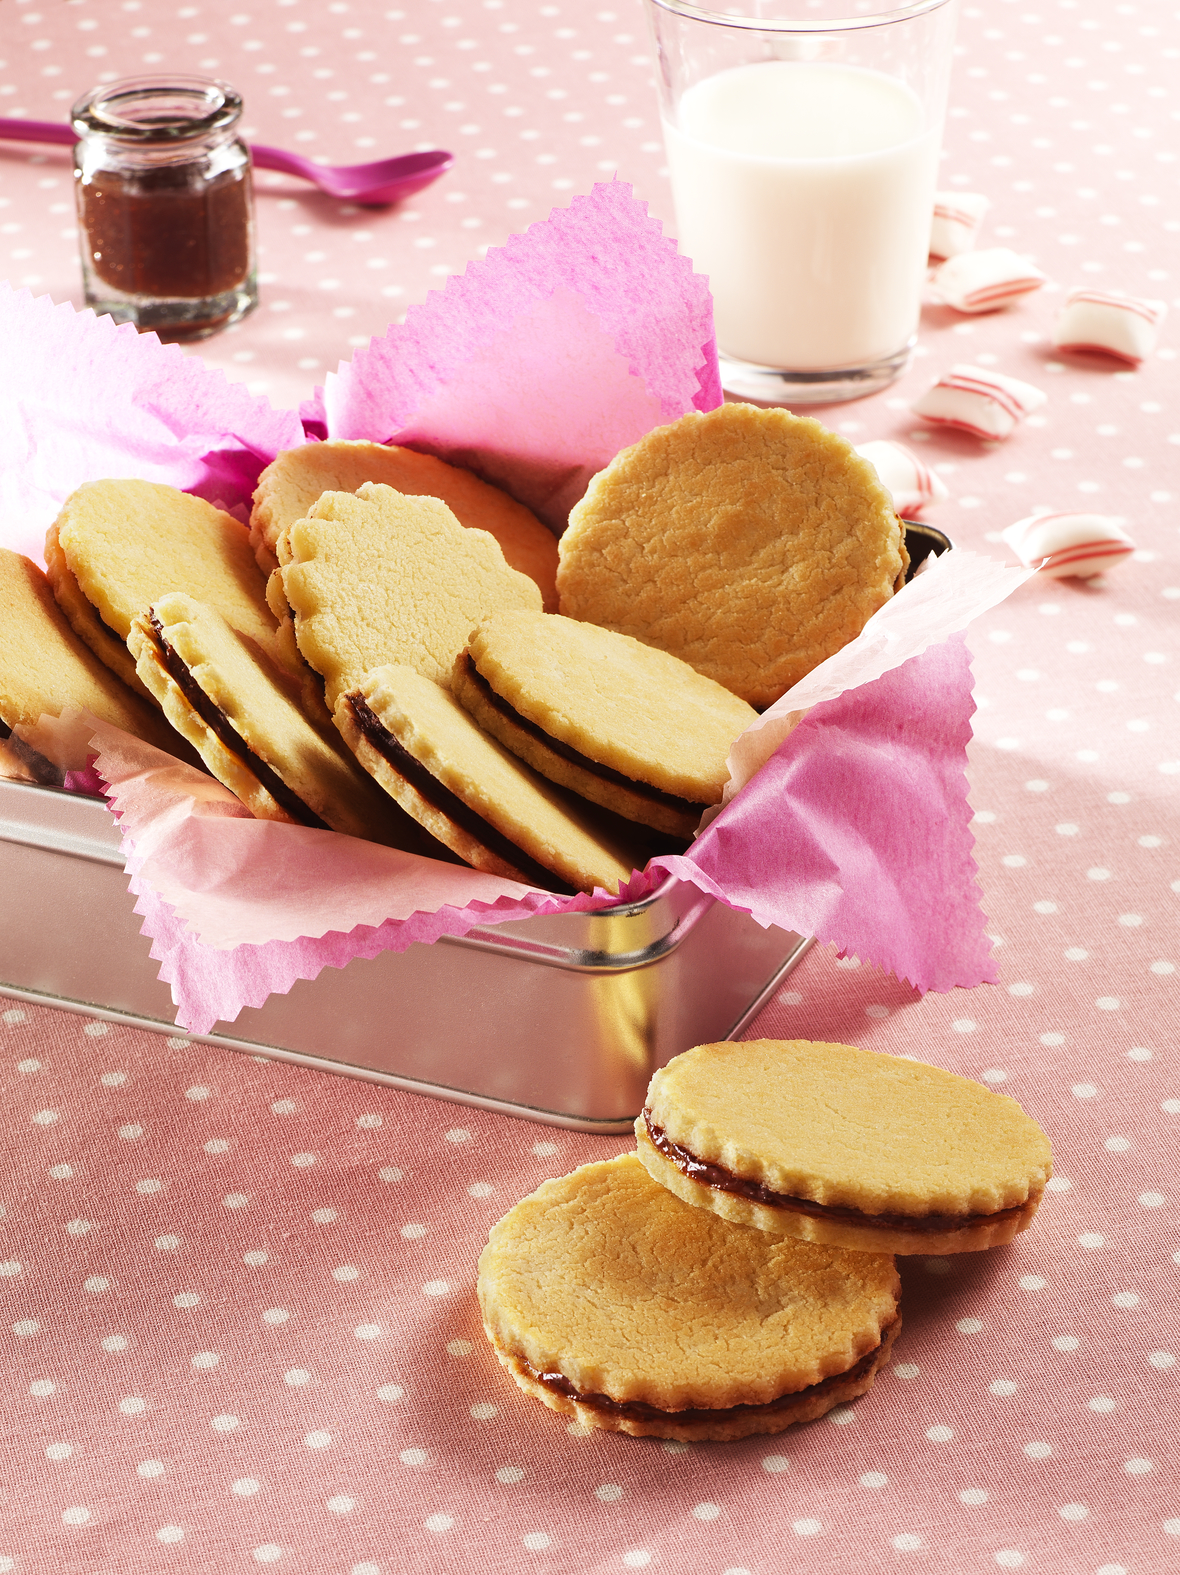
[521,1319,897,1423]
[458,653,705,818]
[346,691,574,895]
[148,613,329,831]
[644,1113,1025,1235]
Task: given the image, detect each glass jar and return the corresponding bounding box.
[71,75,258,341]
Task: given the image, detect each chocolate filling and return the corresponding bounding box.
[523,1319,896,1424]
[645,1114,1025,1236]
[0,716,10,740]
[148,613,330,831]
[346,691,575,895]
[458,653,706,819]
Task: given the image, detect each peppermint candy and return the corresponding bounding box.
[929,192,990,260]
[855,440,949,516]
[931,248,1047,314]
[911,365,1048,440]
[1001,513,1135,579]
[1052,289,1167,365]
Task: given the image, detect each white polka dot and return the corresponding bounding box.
[262,1308,289,1325]
[595,1482,623,1501]
[1045,1176,1071,1192]
[311,1208,338,1225]
[101,1334,129,1353]
[470,1403,497,1421]
[290,1153,316,1169]
[119,1126,143,1141]
[66,1219,93,1237]
[253,1546,283,1565]
[223,1194,249,1210]
[893,1534,923,1551]
[1096,996,1121,1011]
[32,1109,59,1126]
[1163,1100,1180,1116]
[1002,854,1027,868]
[29,1379,56,1396]
[692,1501,722,1520]
[793,1519,822,1536]
[532,1141,559,1158]
[327,1496,355,1514]
[523,1532,551,1551]
[424,1513,454,1533]
[989,1379,1018,1396]
[957,1318,984,1335]
[467,1181,494,1198]
[185,1086,211,1102]
[378,1167,403,1183]
[232,1478,261,1497]
[1052,1335,1080,1352]
[1106,1135,1132,1153]
[3,1008,27,1024]
[953,1019,976,1033]
[1008,982,1035,997]
[204,1139,231,1155]
[13,1319,39,1338]
[138,1460,165,1478]
[191,1353,219,1370]
[401,1223,427,1239]
[1087,868,1111,882]
[927,1425,954,1443]
[354,1324,381,1341]
[46,1442,73,1461]
[84,1021,109,1038]
[305,1430,332,1449]
[622,1556,652,1570]
[356,1113,383,1129]
[18,1059,42,1075]
[270,1099,297,1115]
[1149,1351,1176,1369]
[1058,1503,1088,1521]
[981,1069,1007,1084]
[447,1341,472,1357]
[445,1128,471,1144]
[1024,1441,1052,1459]
[995,1553,1025,1569]
[172,1292,199,1310]
[1112,1291,1141,1309]
[1151,960,1177,976]
[422,1280,449,1297]
[1125,1457,1153,1475]
[62,1506,91,1526]
[0,1261,19,1278]
[960,1487,988,1506]
[828,1405,857,1424]
[1078,1232,1104,1249]
[779,990,805,1004]
[242,1251,268,1266]
[211,1414,241,1433]
[893,1364,920,1379]
[350,1565,378,1575]
[332,1265,360,1282]
[1073,1083,1098,1099]
[865,1004,890,1018]
[157,1526,184,1544]
[859,1471,887,1488]
[377,1384,404,1403]
[924,1259,951,1275]
[101,1070,127,1088]
[119,1397,147,1416]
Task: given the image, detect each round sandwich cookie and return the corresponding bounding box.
[129,594,440,853]
[452,610,757,839]
[251,440,560,609]
[47,478,298,701]
[636,1040,1053,1256]
[557,404,908,708]
[478,1153,901,1442]
[278,482,542,711]
[0,548,186,762]
[336,664,649,894]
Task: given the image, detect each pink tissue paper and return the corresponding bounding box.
[3,182,1029,1033]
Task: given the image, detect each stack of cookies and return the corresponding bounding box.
[477,1038,1052,1441]
[8,406,911,896]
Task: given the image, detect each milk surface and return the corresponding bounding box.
[665,60,939,370]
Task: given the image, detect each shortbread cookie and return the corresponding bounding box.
[558,405,907,708]
[0,548,185,757]
[251,440,560,608]
[453,611,756,838]
[478,1153,901,1442]
[48,479,296,696]
[637,1040,1053,1256]
[336,665,647,894]
[129,593,440,853]
[278,483,542,710]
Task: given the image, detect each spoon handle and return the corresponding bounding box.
[0,118,74,147]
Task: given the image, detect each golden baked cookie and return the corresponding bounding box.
[128,593,438,853]
[0,548,186,758]
[47,479,298,695]
[453,610,756,838]
[478,1153,901,1442]
[637,1040,1054,1256]
[335,664,647,894]
[251,440,560,609]
[558,405,907,707]
[278,482,543,710]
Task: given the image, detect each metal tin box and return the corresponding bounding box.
[0,777,809,1132]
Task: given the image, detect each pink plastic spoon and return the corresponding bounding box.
[0,117,453,205]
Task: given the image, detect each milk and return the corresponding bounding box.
[664,60,939,371]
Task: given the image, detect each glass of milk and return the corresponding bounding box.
[644,0,959,405]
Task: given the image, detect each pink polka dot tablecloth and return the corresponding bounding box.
[1,1,1178,1572]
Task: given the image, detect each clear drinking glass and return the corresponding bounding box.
[643,0,959,405]
[72,75,258,342]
